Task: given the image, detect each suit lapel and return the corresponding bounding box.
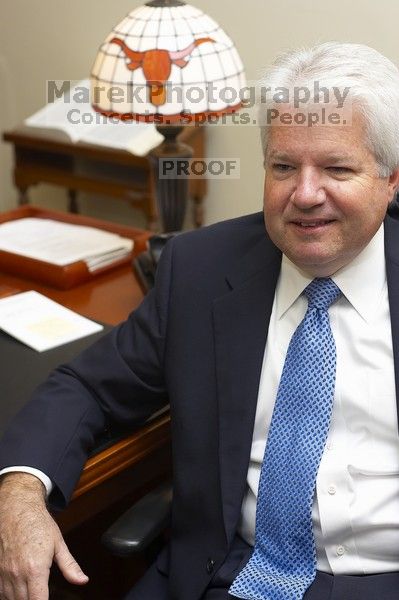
[385,213,399,433]
[213,234,281,544]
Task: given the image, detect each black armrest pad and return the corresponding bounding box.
[102,482,172,556]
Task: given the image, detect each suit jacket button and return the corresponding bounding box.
[206,558,216,574]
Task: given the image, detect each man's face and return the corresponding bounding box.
[263,111,399,277]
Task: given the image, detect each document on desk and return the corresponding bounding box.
[0,291,103,352]
[0,218,134,271]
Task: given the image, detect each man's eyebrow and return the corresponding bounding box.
[266,151,357,163]
[266,151,292,161]
[322,153,355,163]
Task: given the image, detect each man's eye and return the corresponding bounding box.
[273,163,293,172]
[326,166,352,174]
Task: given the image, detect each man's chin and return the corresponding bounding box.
[284,249,341,277]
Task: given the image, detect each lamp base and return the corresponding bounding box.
[149,126,194,232]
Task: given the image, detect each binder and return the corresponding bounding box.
[0,206,150,290]
[0,325,111,437]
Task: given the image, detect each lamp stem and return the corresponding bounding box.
[149,126,194,232]
[145,0,186,7]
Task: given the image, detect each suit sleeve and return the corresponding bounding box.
[0,239,174,509]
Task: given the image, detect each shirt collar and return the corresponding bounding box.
[276,223,386,322]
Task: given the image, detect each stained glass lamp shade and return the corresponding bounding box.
[91,0,246,231]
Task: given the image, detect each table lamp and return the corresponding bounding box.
[91,0,246,231]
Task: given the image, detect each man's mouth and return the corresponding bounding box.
[292,220,335,229]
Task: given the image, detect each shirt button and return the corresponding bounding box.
[336,545,345,556]
[327,485,336,495]
[327,443,333,451]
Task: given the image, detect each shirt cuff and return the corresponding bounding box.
[0,467,53,496]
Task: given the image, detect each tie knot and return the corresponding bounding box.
[304,277,341,310]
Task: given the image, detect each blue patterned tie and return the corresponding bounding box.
[230,277,341,600]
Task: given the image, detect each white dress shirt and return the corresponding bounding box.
[238,223,399,574]
[0,466,53,495]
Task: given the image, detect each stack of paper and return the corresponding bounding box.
[0,218,134,272]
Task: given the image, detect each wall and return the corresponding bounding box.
[1,0,398,228]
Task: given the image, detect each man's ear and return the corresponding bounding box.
[388,167,399,197]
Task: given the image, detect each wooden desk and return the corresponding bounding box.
[3,125,207,231]
[0,207,171,533]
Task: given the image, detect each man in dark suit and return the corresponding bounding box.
[1,41,399,600]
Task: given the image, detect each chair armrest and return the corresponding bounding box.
[101,482,172,557]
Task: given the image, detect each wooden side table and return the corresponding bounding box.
[3,125,207,231]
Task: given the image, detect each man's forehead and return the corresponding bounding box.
[264,110,371,163]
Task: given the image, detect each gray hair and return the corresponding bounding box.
[258,42,399,176]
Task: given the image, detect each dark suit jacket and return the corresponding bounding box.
[1,210,399,599]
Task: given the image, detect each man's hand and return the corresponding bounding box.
[0,473,88,599]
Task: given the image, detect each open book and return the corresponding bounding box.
[24,79,164,156]
[0,218,134,272]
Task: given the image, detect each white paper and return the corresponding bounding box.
[0,291,103,352]
[25,79,164,155]
[0,218,134,271]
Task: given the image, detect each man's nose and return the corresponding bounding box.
[290,168,326,208]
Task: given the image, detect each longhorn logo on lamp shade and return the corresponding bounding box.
[109,37,216,106]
